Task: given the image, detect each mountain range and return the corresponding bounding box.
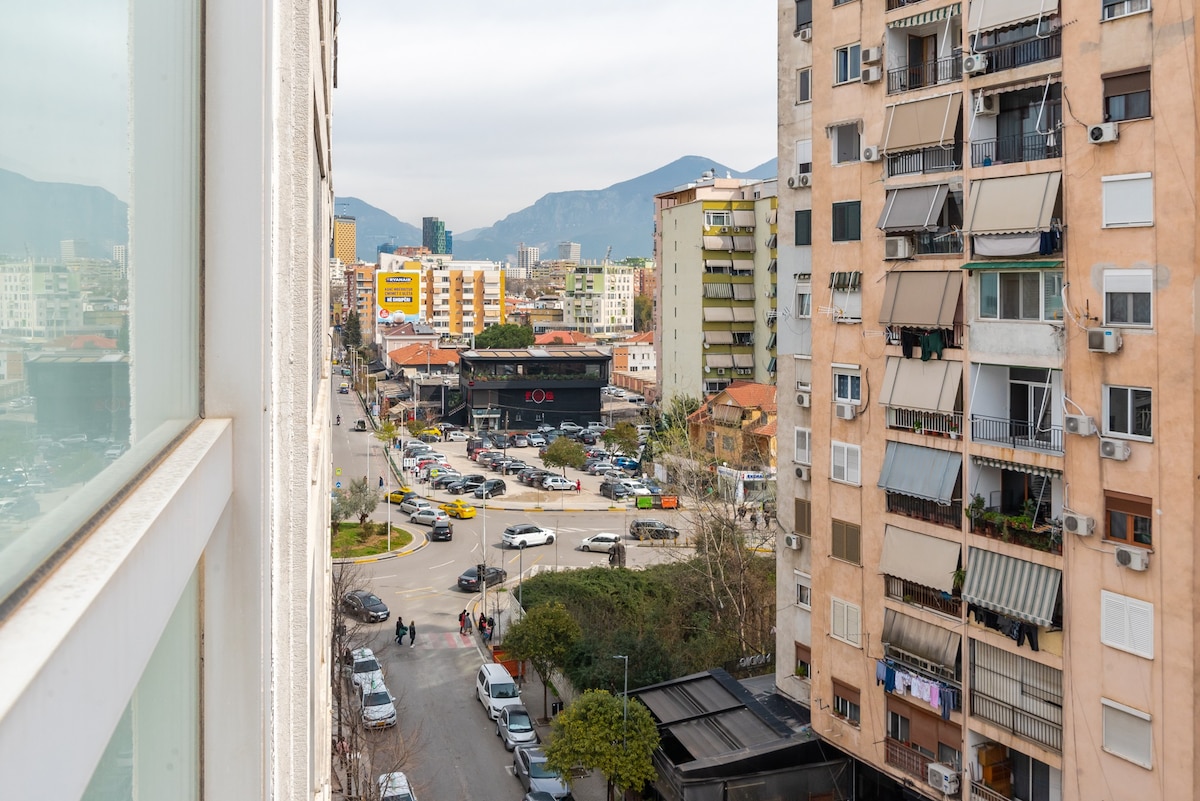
[0,169,128,260]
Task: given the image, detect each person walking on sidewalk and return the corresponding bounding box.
[408,620,418,647]
[458,610,469,635]
[395,617,406,645]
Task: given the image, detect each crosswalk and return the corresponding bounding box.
[410,631,479,650]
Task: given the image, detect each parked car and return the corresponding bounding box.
[511,434,530,448]
[474,478,507,499]
[458,565,508,592]
[527,433,546,447]
[629,518,679,540]
[641,478,666,496]
[478,452,503,468]
[430,471,463,489]
[519,468,550,486]
[618,478,652,496]
[439,499,477,519]
[417,432,440,443]
[578,430,601,445]
[502,523,556,549]
[408,508,450,527]
[586,461,615,475]
[341,589,389,623]
[446,429,469,442]
[399,497,432,515]
[542,476,576,491]
[558,421,582,433]
[347,647,384,690]
[612,456,640,472]
[513,746,571,800]
[377,772,416,801]
[359,679,397,729]
[579,532,622,553]
[598,481,631,500]
[536,424,556,434]
[448,476,486,495]
[501,460,530,475]
[429,519,454,542]
[496,704,538,751]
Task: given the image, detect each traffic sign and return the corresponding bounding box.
[335,468,343,476]
[335,481,342,489]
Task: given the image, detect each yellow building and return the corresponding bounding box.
[332,215,356,264]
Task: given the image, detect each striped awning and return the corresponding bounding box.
[971,455,1062,478]
[889,1,961,28]
[883,608,961,669]
[963,547,1061,627]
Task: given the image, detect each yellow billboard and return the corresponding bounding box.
[376,270,423,323]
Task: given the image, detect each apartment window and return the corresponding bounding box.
[796,68,811,103]
[794,209,813,246]
[833,369,861,404]
[939,744,963,771]
[888,710,910,742]
[1105,491,1152,548]
[1102,0,1151,20]
[1102,173,1153,227]
[794,427,812,464]
[832,201,861,241]
[1104,269,1153,326]
[1100,590,1154,659]
[795,643,812,677]
[830,597,862,646]
[705,210,732,227]
[796,139,814,175]
[978,270,1063,321]
[1103,69,1151,122]
[831,519,861,564]
[794,498,812,535]
[832,680,861,725]
[795,572,812,607]
[795,289,812,318]
[831,123,861,164]
[835,44,862,84]
[794,0,813,32]
[721,435,735,451]
[831,443,862,486]
[1102,699,1153,769]
[1104,385,1152,440]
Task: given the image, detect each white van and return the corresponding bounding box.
[635,424,652,438]
[476,662,522,719]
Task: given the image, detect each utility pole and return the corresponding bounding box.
[613,654,629,753]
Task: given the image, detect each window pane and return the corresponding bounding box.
[980,273,998,318]
[1133,515,1152,545]
[1109,510,1128,542]
[1043,271,1063,320]
[1020,273,1040,319]
[999,274,1021,319]
[1108,387,1130,434]
[1131,292,1152,324]
[1131,389,1152,437]
[795,210,812,245]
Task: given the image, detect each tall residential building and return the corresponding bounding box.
[333,215,357,264]
[633,260,656,299]
[563,263,636,336]
[0,262,85,339]
[774,3,1196,801]
[655,176,779,401]
[557,241,582,262]
[422,216,451,254]
[516,243,540,277]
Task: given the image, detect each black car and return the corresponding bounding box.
[518,468,548,486]
[430,519,454,541]
[578,430,601,445]
[501,461,529,475]
[474,478,507,499]
[341,589,390,622]
[448,476,486,495]
[629,518,680,541]
[599,481,632,500]
[457,565,508,592]
[431,472,465,489]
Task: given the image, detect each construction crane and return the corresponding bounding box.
[604,245,612,264]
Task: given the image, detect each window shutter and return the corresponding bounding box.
[846,445,861,484]
[846,603,861,645]
[1102,700,1152,768]
[1100,591,1128,648]
[1101,590,1154,659]
[1126,598,1154,658]
[831,598,846,639]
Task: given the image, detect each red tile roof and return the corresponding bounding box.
[534,331,596,345]
[751,419,777,438]
[717,381,777,413]
[622,331,654,345]
[387,343,460,366]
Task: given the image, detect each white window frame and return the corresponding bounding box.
[795,288,812,318]
[793,427,812,465]
[1102,0,1151,22]
[978,269,1063,322]
[1100,590,1154,659]
[831,123,861,165]
[830,597,862,647]
[795,139,813,175]
[794,571,812,608]
[1102,173,1154,228]
[1103,268,1154,327]
[835,43,862,84]
[796,68,812,103]
[831,441,861,485]
[1102,385,1153,441]
[1102,698,1153,769]
[705,210,732,228]
[833,369,861,405]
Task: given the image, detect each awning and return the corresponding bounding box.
[880,357,962,413]
[890,1,960,28]
[961,260,1062,270]
[963,547,1062,627]
[882,94,963,154]
[703,235,734,250]
[732,353,754,368]
[965,172,1061,235]
[767,208,778,225]
[978,75,1061,98]
[703,306,734,322]
[877,185,951,232]
[732,283,756,300]
[706,354,734,369]
[882,608,961,669]
[968,0,1058,33]
[704,258,734,269]
[703,330,735,345]
[732,306,757,322]
[878,270,962,327]
[732,210,756,227]
[971,455,1062,478]
[972,233,1041,257]
[878,441,962,504]
[880,525,961,593]
[732,236,756,252]
[704,283,734,299]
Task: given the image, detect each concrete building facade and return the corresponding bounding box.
[422,216,451,254]
[333,215,357,264]
[558,241,582,262]
[563,263,635,335]
[773,2,1196,801]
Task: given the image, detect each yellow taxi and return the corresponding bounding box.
[420,427,442,438]
[387,487,417,504]
[439,499,477,519]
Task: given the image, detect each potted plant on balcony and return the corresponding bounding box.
[951,568,966,597]
[948,420,959,440]
[912,418,923,435]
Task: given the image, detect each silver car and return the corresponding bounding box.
[513,746,571,799]
[496,704,538,751]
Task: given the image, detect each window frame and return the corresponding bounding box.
[1103,269,1153,327]
[796,68,812,103]
[831,518,862,564]
[831,201,862,241]
[833,369,861,405]
[704,210,732,228]
[832,680,861,725]
[794,427,812,465]
[1102,698,1153,769]
[794,498,812,535]
[1104,491,1152,548]
[794,209,813,246]
[831,124,861,166]
[830,596,862,647]
[831,442,862,486]
[1100,590,1154,659]
[1103,384,1152,441]
[1102,173,1154,228]
[794,0,813,33]
[978,269,1063,322]
[1102,0,1151,21]
[835,43,862,85]
[795,571,812,608]
[1103,69,1151,122]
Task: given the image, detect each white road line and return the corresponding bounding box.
[396,586,433,594]
[430,560,454,569]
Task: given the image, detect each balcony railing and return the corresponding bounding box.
[887,54,963,94]
[980,31,1061,73]
[971,126,1062,167]
[969,513,1063,556]
[886,576,964,619]
[914,228,964,255]
[887,143,963,177]
[970,414,1063,454]
[887,492,963,530]
[970,691,1063,752]
[972,780,1013,801]
[885,324,965,350]
[886,408,963,438]
[884,737,934,781]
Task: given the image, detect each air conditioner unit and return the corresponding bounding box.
[799,27,813,42]
[1100,437,1131,461]
[1063,414,1096,436]
[884,236,914,260]
[861,46,883,65]
[784,533,803,549]
[861,66,882,84]
[927,762,960,796]
[1115,546,1150,571]
[974,94,999,116]
[1062,511,1095,536]
[962,53,989,74]
[1089,122,1119,144]
[788,172,813,188]
[794,465,810,481]
[835,403,856,420]
[716,368,727,376]
[718,226,729,233]
[861,145,882,162]
[1087,327,1122,353]
[796,392,811,407]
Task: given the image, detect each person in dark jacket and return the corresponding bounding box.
[408,620,417,647]
[395,617,406,645]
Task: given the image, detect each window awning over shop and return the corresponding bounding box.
[880,357,962,413]
[968,0,1058,33]
[703,235,734,250]
[890,1,960,28]
[732,210,756,227]
[703,306,735,322]
[963,547,1062,627]
[878,441,961,504]
[732,353,754,368]
[704,258,734,269]
[703,330,735,345]
[965,172,1061,235]
[882,608,961,669]
[878,270,962,328]
[880,525,961,593]
[732,306,757,322]
[882,94,963,154]
[877,184,951,232]
[706,354,734,369]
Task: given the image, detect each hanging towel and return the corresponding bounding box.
[876,660,888,686]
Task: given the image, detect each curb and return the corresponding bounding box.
[332,532,430,565]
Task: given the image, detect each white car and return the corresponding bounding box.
[502,523,556,549]
[580,533,621,553]
[558,422,582,433]
[542,476,575,491]
[347,647,384,690]
[527,433,546,447]
[378,771,416,801]
[399,497,432,515]
[360,679,397,729]
[445,430,469,442]
[409,508,450,526]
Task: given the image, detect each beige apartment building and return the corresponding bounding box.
[774,2,1196,800]
[655,175,780,402]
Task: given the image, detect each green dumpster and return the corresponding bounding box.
[636,495,653,509]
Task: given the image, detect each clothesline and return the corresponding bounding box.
[876,659,960,721]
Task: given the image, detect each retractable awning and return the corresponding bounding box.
[732,283,755,300]
[706,354,734,369]
[703,330,735,345]
[732,306,757,322]
[880,357,962,413]
[732,353,754,368]
[968,0,1058,33]
[971,455,1062,478]
[880,525,961,593]
[703,307,734,322]
[883,608,961,670]
[878,441,961,504]
[878,270,962,327]
[961,260,1062,270]
[963,547,1062,627]
[882,94,963,154]
[703,236,734,250]
[732,210,756,227]
[732,236,756,252]
[704,258,734,269]
[890,1,960,28]
[965,172,1061,235]
[878,184,951,232]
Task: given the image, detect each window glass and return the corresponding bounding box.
[1103,70,1151,122]
[836,44,862,84]
[835,372,861,403]
[1105,492,1152,547]
[795,0,813,31]
[0,0,201,605]
[794,210,813,246]
[979,273,999,318]
[796,69,811,103]
[832,202,861,241]
[833,124,861,164]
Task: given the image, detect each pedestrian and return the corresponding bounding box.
[749,510,758,530]
[408,620,417,647]
[575,479,581,492]
[479,611,487,632]
[458,610,468,635]
[395,616,406,645]
[379,475,384,489]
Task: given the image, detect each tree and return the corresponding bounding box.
[343,309,362,350]
[473,323,534,349]
[633,295,653,332]
[405,419,426,437]
[344,476,379,525]
[331,489,355,533]
[541,437,586,474]
[600,422,640,460]
[544,690,659,801]
[375,418,399,449]
[502,602,582,719]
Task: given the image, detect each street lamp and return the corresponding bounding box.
[612,654,629,753]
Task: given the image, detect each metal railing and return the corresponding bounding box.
[887,144,962,177]
[973,780,1013,801]
[914,228,963,255]
[884,737,933,780]
[886,492,963,530]
[887,54,963,94]
[887,0,929,8]
[970,691,1063,753]
[980,30,1061,73]
[971,127,1062,167]
[969,414,1063,454]
[885,576,963,619]
[886,408,963,438]
[885,324,965,350]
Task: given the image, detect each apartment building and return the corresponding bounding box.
[333,214,357,264]
[563,262,635,335]
[774,2,1195,800]
[0,263,85,339]
[655,176,780,402]
[376,254,507,337]
[613,331,656,374]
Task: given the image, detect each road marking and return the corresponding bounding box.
[396,586,433,594]
[430,560,454,569]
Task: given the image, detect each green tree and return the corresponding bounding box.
[375,418,399,448]
[344,476,379,525]
[502,601,582,719]
[633,295,653,332]
[541,437,586,474]
[343,309,362,350]
[600,422,640,459]
[331,489,355,532]
[473,323,534,349]
[405,419,426,437]
[544,690,659,801]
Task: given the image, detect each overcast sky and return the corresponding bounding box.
[335,0,777,231]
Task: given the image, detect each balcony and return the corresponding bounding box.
[887,143,963,177]
[886,408,963,439]
[885,737,933,781]
[914,228,963,255]
[968,506,1062,556]
[887,492,962,530]
[886,576,963,618]
[969,414,1063,454]
[887,53,962,94]
[972,780,1012,801]
[971,125,1061,167]
[981,31,1061,73]
[970,690,1063,752]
